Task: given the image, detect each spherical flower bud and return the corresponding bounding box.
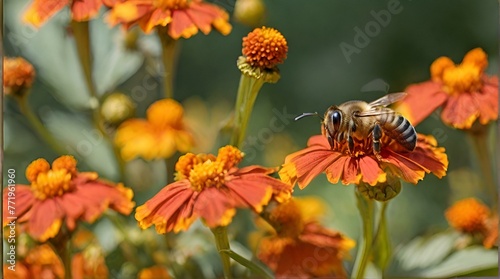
[445,198,490,233]
[100,92,136,126]
[3,57,35,98]
[242,26,288,69]
[234,0,266,27]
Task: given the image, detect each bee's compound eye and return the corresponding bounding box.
[331,110,341,130]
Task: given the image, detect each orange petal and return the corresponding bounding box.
[396,81,447,126]
[324,155,350,185]
[71,0,102,21]
[23,0,69,27]
[440,90,479,129]
[193,187,236,227]
[29,199,64,241]
[169,10,199,39]
[358,156,387,186]
[3,186,35,227]
[341,157,361,185]
[474,75,498,125]
[139,8,171,33]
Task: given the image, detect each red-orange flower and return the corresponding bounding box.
[135,145,293,233]
[2,155,135,242]
[106,0,232,39]
[279,132,448,188]
[253,198,355,278]
[3,244,65,279]
[23,0,111,27]
[397,48,498,129]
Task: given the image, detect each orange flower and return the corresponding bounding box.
[3,244,65,279]
[2,155,135,242]
[23,0,110,27]
[280,132,448,189]
[242,27,288,69]
[138,265,171,279]
[72,247,109,279]
[114,98,194,161]
[397,48,498,129]
[3,57,35,97]
[445,198,498,249]
[254,198,355,278]
[445,198,490,233]
[106,0,232,39]
[135,145,293,233]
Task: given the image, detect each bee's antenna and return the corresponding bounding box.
[294,112,322,121]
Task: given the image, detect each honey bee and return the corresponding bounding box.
[296,93,417,154]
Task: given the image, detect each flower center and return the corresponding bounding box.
[268,200,304,238]
[27,156,78,200]
[441,64,482,94]
[430,48,487,95]
[175,146,244,191]
[242,27,288,69]
[154,0,190,10]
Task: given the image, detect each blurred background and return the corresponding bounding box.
[3,0,498,277]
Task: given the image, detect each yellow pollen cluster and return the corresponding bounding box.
[174,146,244,191]
[27,156,78,200]
[445,198,490,233]
[242,26,288,69]
[430,48,487,95]
[154,0,190,10]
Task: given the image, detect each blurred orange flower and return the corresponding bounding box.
[135,145,293,233]
[114,98,194,161]
[2,155,135,242]
[3,57,35,97]
[138,265,171,279]
[254,197,355,278]
[397,48,498,129]
[3,244,64,279]
[106,0,232,39]
[280,133,448,189]
[23,0,111,27]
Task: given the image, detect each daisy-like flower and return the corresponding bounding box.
[280,131,448,189]
[135,145,293,233]
[397,48,498,129]
[3,57,35,98]
[253,197,355,278]
[3,244,64,279]
[23,0,111,27]
[2,155,135,242]
[106,0,232,39]
[114,98,194,161]
[445,198,498,249]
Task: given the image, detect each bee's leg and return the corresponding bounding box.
[373,123,382,155]
[348,134,354,153]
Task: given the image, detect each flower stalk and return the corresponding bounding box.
[211,226,233,279]
[158,28,178,99]
[352,189,374,279]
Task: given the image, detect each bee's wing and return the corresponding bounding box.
[355,107,394,117]
[368,92,407,107]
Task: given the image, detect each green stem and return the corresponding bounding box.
[158,28,178,99]
[230,74,265,147]
[211,226,233,279]
[372,201,391,275]
[18,97,67,155]
[50,231,72,279]
[221,249,273,279]
[352,190,374,279]
[71,20,126,181]
[467,130,497,206]
[104,212,141,266]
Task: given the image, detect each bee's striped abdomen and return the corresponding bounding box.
[378,113,417,151]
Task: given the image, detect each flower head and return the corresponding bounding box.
[237,27,288,82]
[445,198,490,233]
[100,92,136,126]
[23,0,109,27]
[114,98,194,161]
[397,48,498,129]
[3,57,35,98]
[280,132,448,189]
[106,0,232,39]
[135,145,293,233]
[2,155,135,242]
[234,0,266,27]
[254,197,355,278]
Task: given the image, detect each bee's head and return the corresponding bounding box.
[324,106,343,136]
